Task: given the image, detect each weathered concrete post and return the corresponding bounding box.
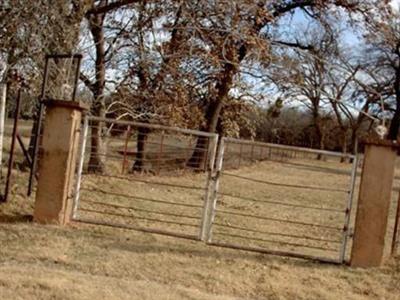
[34,100,88,225]
[350,139,399,268]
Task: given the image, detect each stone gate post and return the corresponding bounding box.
[350,139,399,267]
[33,100,88,225]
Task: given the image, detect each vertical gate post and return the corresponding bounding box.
[204,137,225,243]
[33,100,88,225]
[200,134,218,241]
[350,139,399,268]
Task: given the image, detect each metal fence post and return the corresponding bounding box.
[238,143,243,169]
[339,141,359,263]
[71,116,89,220]
[121,125,131,174]
[0,83,6,175]
[2,89,21,203]
[199,134,218,241]
[157,130,164,175]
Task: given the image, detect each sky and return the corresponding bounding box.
[391,0,400,11]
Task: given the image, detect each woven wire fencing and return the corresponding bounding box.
[72,116,218,240]
[204,138,359,263]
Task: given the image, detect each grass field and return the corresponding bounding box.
[0,159,399,299]
[0,120,399,299]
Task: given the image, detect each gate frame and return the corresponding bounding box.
[71,115,219,242]
[202,137,358,264]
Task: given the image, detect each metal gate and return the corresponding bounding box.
[71,118,359,264]
[71,116,218,241]
[203,138,359,264]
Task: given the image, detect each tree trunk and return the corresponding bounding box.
[312,107,325,160]
[187,98,224,170]
[340,131,348,163]
[132,126,150,172]
[188,45,242,169]
[87,3,106,173]
[388,57,400,140]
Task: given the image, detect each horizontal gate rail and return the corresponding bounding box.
[217,191,344,212]
[215,208,343,231]
[213,222,342,244]
[83,173,206,191]
[81,187,203,208]
[208,241,342,265]
[88,116,217,138]
[221,172,349,193]
[214,231,338,252]
[82,198,201,220]
[75,217,200,241]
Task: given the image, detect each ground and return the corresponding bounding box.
[0,120,399,299]
[0,159,399,300]
[0,222,399,300]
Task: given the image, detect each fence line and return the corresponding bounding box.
[223,137,355,159]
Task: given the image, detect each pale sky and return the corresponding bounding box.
[391,0,400,11]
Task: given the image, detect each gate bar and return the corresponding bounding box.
[339,141,359,263]
[205,137,225,243]
[71,115,89,219]
[0,83,6,175]
[2,89,22,203]
[199,134,218,241]
[209,241,341,265]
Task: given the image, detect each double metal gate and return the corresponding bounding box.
[71,116,358,264]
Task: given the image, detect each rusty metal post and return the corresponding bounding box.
[28,57,50,196]
[157,131,164,175]
[17,134,33,168]
[72,55,82,102]
[0,83,6,175]
[121,125,131,174]
[238,143,243,169]
[185,136,193,163]
[2,89,21,203]
[203,138,210,172]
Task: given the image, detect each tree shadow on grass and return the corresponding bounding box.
[99,229,338,270]
[0,214,33,223]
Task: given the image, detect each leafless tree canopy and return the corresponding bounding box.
[1,0,399,170]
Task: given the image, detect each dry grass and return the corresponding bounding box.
[0,126,399,299]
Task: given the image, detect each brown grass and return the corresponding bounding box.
[0,122,399,299]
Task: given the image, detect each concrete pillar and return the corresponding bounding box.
[350,139,399,268]
[34,100,88,225]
